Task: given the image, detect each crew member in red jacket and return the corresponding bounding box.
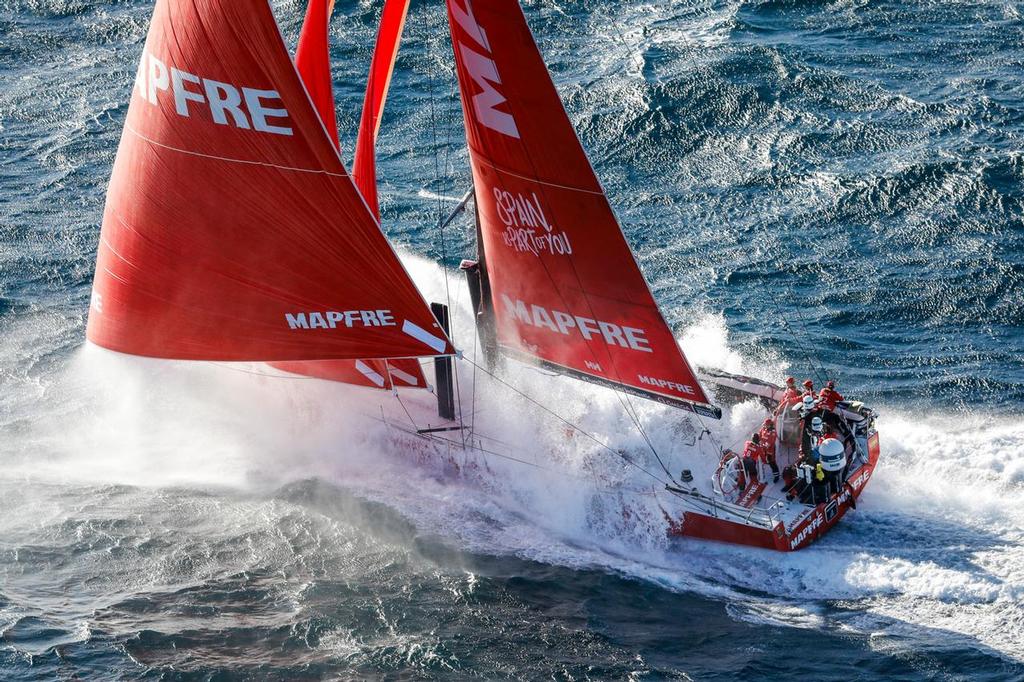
[801,379,817,400]
[818,380,845,411]
[741,432,764,484]
[758,418,781,482]
[775,376,801,415]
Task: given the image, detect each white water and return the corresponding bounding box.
[2,253,1023,663]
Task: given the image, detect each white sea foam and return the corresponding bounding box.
[3,252,1023,663]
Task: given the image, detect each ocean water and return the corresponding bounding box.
[2,0,1024,679]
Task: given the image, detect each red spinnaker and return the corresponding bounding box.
[446,0,715,415]
[87,0,453,362]
[295,0,339,150]
[352,0,410,218]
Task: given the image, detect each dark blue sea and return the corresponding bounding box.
[2,0,1024,679]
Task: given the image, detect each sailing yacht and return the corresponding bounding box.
[85,0,880,551]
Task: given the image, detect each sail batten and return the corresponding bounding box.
[87,0,453,362]
[446,0,717,417]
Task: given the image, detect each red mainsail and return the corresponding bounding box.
[446,0,716,417]
[87,0,452,362]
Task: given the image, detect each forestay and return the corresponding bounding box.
[445,0,718,417]
[87,0,452,362]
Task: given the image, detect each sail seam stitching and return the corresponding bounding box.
[475,156,604,196]
[124,123,350,178]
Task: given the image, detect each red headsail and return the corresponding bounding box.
[275,0,425,390]
[352,0,410,218]
[446,0,716,417]
[295,0,339,150]
[87,0,452,362]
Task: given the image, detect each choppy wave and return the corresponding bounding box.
[2,0,1024,677]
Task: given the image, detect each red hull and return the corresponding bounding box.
[667,432,880,551]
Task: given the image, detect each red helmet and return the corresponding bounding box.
[785,376,796,386]
[763,418,775,429]
[803,379,814,388]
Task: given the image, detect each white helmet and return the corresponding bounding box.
[818,438,846,472]
[811,416,823,432]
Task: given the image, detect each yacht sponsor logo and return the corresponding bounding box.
[134,50,292,136]
[637,375,697,396]
[450,0,520,138]
[849,468,870,491]
[493,189,572,256]
[285,310,396,330]
[791,512,824,548]
[499,294,652,352]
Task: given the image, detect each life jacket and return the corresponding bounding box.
[742,440,764,462]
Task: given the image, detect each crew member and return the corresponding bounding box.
[741,432,763,484]
[810,416,826,443]
[817,437,847,497]
[799,416,826,463]
[758,418,780,483]
[801,379,817,400]
[818,380,845,412]
[776,376,801,414]
[797,394,818,418]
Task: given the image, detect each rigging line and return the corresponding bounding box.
[598,2,728,461]
[754,218,830,382]
[460,355,672,487]
[787,292,829,382]
[598,5,799,421]
[470,278,480,439]
[423,4,451,312]
[392,387,420,432]
[422,3,469,440]
[764,280,828,384]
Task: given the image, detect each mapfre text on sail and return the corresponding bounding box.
[134,50,293,136]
